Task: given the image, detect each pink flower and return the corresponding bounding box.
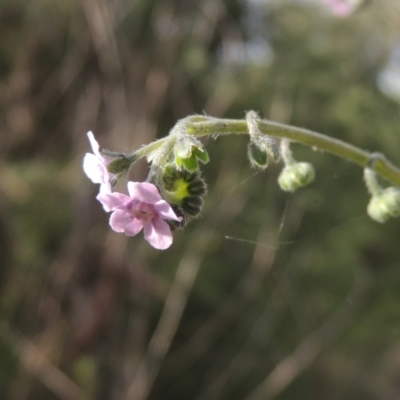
[97,182,181,250]
[323,0,354,17]
[83,131,116,193]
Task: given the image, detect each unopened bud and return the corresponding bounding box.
[278,162,315,192]
[176,154,198,171]
[160,165,207,229]
[174,136,194,159]
[367,187,400,223]
[248,142,268,169]
[247,136,280,170]
[192,146,209,163]
[173,135,209,171]
[105,153,134,175]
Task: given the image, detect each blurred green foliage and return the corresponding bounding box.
[1,0,400,399]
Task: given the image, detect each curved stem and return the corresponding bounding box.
[364,168,383,196]
[185,117,400,187]
[280,139,296,166]
[130,137,169,161]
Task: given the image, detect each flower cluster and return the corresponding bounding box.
[83,116,315,251]
[83,132,181,250]
[83,113,400,251]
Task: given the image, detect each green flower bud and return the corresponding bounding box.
[278,162,315,192]
[247,136,280,170]
[192,146,209,163]
[247,141,268,169]
[173,135,209,171]
[176,154,198,171]
[367,187,400,223]
[159,165,207,229]
[106,154,134,175]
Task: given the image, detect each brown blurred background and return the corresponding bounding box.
[2,0,400,399]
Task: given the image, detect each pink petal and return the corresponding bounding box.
[127,182,162,204]
[83,153,109,184]
[124,218,144,236]
[99,182,112,194]
[109,210,130,232]
[86,131,114,165]
[143,217,173,250]
[87,131,101,158]
[97,192,131,212]
[154,200,181,221]
[109,210,143,236]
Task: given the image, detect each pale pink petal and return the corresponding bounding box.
[109,210,143,236]
[127,182,162,204]
[143,217,173,250]
[124,218,144,236]
[154,200,181,221]
[87,131,101,158]
[86,131,114,166]
[99,182,112,194]
[83,153,109,184]
[97,192,130,212]
[109,210,130,232]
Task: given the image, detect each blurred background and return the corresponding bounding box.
[1,0,400,399]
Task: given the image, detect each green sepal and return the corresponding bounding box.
[175,156,183,169]
[193,147,209,164]
[173,135,208,171]
[181,154,198,171]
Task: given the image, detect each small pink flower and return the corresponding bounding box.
[323,0,354,17]
[83,131,116,193]
[97,182,181,250]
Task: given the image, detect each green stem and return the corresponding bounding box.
[363,168,382,196]
[280,139,296,166]
[130,137,169,161]
[185,117,400,187]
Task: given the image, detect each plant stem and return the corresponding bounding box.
[363,168,382,196]
[130,137,169,160]
[184,117,400,187]
[280,139,296,166]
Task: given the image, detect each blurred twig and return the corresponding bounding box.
[194,199,304,398]
[170,191,287,373]
[0,324,83,400]
[244,265,372,400]
[125,229,212,400]
[81,0,121,75]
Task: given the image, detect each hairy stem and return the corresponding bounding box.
[131,115,400,187]
[130,137,169,161]
[185,117,400,187]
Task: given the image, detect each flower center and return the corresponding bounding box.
[132,201,155,222]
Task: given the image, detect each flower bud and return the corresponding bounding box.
[174,136,209,171]
[278,162,315,192]
[247,136,280,170]
[192,146,209,163]
[247,141,268,169]
[160,165,207,229]
[367,187,400,223]
[176,154,198,171]
[106,155,133,175]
